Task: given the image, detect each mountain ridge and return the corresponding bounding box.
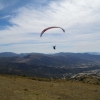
[0,52,100,78]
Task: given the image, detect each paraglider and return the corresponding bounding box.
[40,26,65,50]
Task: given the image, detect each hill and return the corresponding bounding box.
[0,75,100,100]
[0,52,18,57]
[0,52,34,57]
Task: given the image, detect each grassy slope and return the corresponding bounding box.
[0,75,100,100]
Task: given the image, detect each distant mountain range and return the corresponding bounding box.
[0,52,100,57]
[0,52,100,78]
[0,52,31,57]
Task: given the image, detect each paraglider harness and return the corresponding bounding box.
[53,46,56,50]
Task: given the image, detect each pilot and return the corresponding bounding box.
[53,46,56,50]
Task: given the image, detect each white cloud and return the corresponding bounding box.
[0,0,100,53]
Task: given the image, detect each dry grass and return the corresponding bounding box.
[0,75,100,100]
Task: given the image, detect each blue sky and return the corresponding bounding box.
[0,0,100,54]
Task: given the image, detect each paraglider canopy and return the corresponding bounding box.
[40,26,65,37]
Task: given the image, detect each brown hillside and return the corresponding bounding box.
[0,75,100,100]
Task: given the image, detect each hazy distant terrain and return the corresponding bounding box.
[0,52,100,78]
